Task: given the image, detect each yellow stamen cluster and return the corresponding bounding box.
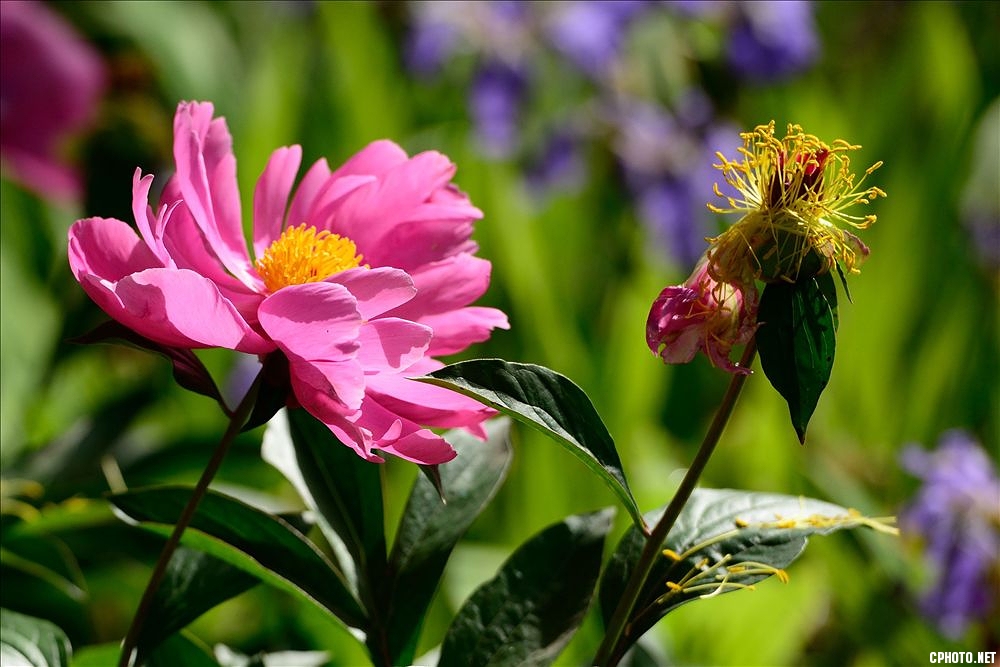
[255,223,365,293]
[733,509,899,536]
[706,121,886,286]
[655,505,897,603]
[657,553,790,603]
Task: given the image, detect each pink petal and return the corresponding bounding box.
[292,400,382,462]
[365,216,480,271]
[305,174,377,232]
[289,356,366,416]
[131,169,174,266]
[332,151,458,256]
[352,395,457,464]
[172,101,254,286]
[326,267,416,320]
[658,327,701,364]
[390,254,493,319]
[415,307,510,356]
[252,145,302,258]
[158,183,266,317]
[68,216,161,282]
[366,373,495,431]
[257,282,362,362]
[328,139,409,180]
[285,158,331,229]
[356,318,431,372]
[377,428,457,465]
[91,267,272,353]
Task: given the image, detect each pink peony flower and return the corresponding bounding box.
[646,256,757,375]
[1,0,106,201]
[68,101,508,464]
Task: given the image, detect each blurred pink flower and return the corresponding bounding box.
[646,256,757,374]
[1,0,106,201]
[68,101,508,464]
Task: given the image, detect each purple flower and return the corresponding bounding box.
[611,99,739,266]
[727,1,819,81]
[0,0,106,201]
[545,1,651,79]
[525,130,585,195]
[900,431,1000,639]
[404,14,461,77]
[469,60,528,159]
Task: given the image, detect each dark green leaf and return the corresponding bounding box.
[756,274,839,443]
[71,320,228,414]
[109,486,366,630]
[0,547,86,602]
[0,608,71,667]
[420,360,645,532]
[835,262,853,303]
[135,546,259,664]
[438,508,615,667]
[146,632,219,667]
[71,637,219,667]
[382,419,513,665]
[262,408,386,597]
[600,489,894,659]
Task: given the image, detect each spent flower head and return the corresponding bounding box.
[706,121,885,288]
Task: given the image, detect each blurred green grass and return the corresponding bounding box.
[2,1,997,665]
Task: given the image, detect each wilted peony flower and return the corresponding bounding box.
[0,0,106,201]
[68,101,508,465]
[706,121,885,289]
[900,431,1000,639]
[646,255,758,374]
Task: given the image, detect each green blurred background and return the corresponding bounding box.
[2,1,998,665]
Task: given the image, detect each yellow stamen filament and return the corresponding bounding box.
[255,223,365,293]
[706,121,886,286]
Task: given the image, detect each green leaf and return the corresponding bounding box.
[262,408,386,596]
[438,508,615,667]
[599,489,895,659]
[146,632,219,667]
[134,546,259,664]
[0,545,87,602]
[382,418,513,665]
[756,274,839,443]
[108,486,366,631]
[1,608,71,667]
[420,360,645,532]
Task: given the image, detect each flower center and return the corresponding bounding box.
[255,223,364,293]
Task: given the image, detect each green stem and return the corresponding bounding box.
[118,373,263,667]
[594,340,757,667]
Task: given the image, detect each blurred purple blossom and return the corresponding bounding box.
[404,15,461,77]
[611,99,740,266]
[900,431,1000,639]
[545,1,651,79]
[727,1,819,81]
[0,0,106,201]
[470,60,529,159]
[525,130,586,195]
